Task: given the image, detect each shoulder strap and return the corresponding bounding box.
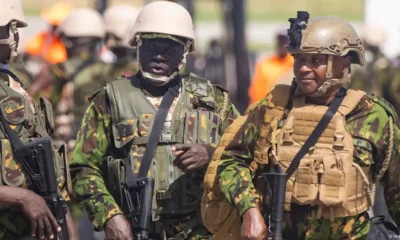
[64,58,96,84]
[337,89,366,116]
[0,68,25,89]
[106,75,156,124]
[285,88,347,178]
[136,80,180,178]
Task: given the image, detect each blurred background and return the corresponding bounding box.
[18,0,400,113]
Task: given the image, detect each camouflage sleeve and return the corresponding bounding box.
[346,95,400,223]
[69,89,123,230]
[217,101,266,217]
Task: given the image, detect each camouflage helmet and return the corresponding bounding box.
[57,8,105,38]
[0,0,27,63]
[128,1,195,53]
[287,12,365,96]
[104,5,140,47]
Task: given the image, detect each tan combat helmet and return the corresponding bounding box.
[0,0,27,62]
[128,1,195,53]
[57,8,105,38]
[104,5,140,47]
[287,11,365,96]
[128,1,195,83]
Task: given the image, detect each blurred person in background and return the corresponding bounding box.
[350,24,392,99]
[24,1,72,94]
[248,29,294,105]
[389,39,400,114]
[30,8,108,150]
[102,4,140,80]
[203,39,226,85]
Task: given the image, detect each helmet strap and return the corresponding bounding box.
[308,55,350,97]
[137,37,187,85]
[0,21,19,63]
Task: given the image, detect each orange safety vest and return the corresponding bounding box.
[248,54,294,104]
[25,31,67,64]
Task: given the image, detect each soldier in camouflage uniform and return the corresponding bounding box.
[349,24,392,103]
[0,1,78,239]
[70,2,240,240]
[212,14,400,239]
[31,8,109,149]
[103,5,140,80]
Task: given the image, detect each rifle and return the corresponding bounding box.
[262,165,286,240]
[121,157,154,240]
[16,138,70,240]
[0,113,69,240]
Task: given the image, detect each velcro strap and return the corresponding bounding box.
[132,134,178,145]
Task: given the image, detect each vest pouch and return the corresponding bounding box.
[184,111,198,144]
[104,156,126,207]
[292,158,319,205]
[181,171,203,207]
[319,155,346,206]
[196,111,222,144]
[1,139,24,187]
[112,119,138,148]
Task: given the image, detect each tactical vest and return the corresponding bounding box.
[0,73,70,204]
[105,74,228,219]
[271,89,371,220]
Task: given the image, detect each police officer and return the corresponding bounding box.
[103,5,140,80]
[70,1,240,240]
[208,13,400,239]
[0,0,78,239]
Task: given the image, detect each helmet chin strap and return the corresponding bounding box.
[137,38,187,85]
[0,21,18,63]
[307,55,350,97]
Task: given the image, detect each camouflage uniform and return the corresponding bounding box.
[0,70,70,240]
[50,55,111,147]
[70,73,240,239]
[216,91,400,239]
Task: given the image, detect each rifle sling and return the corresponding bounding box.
[124,79,180,189]
[285,88,347,178]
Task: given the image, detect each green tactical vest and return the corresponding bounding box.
[105,73,227,219]
[0,72,71,236]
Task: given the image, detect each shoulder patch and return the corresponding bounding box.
[366,94,398,121]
